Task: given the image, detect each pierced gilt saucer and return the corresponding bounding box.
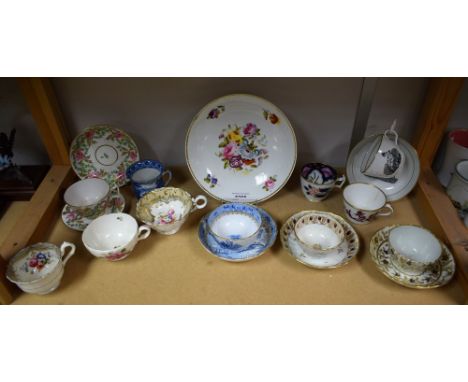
[61,194,125,231]
[370,225,456,289]
[198,207,277,262]
[280,210,360,269]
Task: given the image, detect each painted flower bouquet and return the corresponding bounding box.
[217,123,268,173]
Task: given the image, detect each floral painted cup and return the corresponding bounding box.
[206,203,266,251]
[64,178,116,219]
[6,242,76,295]
[136,187,208,235]
[343,183,393,224]
[126,160,172,199]
[300,163,346,202]
[82,213,151,261]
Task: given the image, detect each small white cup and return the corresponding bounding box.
[447,159,468,220]
[294,213,345,255]
[361,123,405,179]
[64,178,116,219]
[6,242,76,295]
[82,213,151,261]
[343,183,393,224]
[388,225,442,275]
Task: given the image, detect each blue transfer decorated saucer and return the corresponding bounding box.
[198,207,277,262]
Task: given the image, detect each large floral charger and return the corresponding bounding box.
[70,125,140,187]
[186,94,297,203]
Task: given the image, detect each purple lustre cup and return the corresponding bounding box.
[300,163,346,202]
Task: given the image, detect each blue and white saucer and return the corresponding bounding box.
[198,207,277,262]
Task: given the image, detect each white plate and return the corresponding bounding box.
[186,94,297,203]
[346,134,420,201]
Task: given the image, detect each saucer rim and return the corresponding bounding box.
[370,225,456,289]
[281,210,360,269]
[197,207,277,262]
[61,194,126,232]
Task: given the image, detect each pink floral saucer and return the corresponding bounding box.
[61,194,125,231]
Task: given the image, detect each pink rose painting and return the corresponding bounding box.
[262,176,277,191]
[217,123,268,173]
[223,142,238,159]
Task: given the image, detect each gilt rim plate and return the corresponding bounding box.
[280,210,360,269]
[346,133,420,201]
[370,225,455,289]
[70,124,140,187]
[185,94,297,203]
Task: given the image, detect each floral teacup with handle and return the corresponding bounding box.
[343,183,394,224]
[6,242,76,295]
[300,163,346,202]
[136,187,208,235]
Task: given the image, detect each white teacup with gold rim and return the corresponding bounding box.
[343,183,394,224]
[388,225,442,275]
[64,178,116,219]
[6,242,76,295]
[294,213,345,255]
[82,213,151,261]
[136,187,208,235]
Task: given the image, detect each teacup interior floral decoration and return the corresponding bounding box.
[217,123,269,174]
[8,243,61,283]
[136,187,194,225]
[301,163,337,184]
[151,200,186,225]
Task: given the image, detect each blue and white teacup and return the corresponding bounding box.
[300,163,346,202]
[126,160,172,199]
[206,203,266,251]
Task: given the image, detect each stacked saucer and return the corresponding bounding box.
[198,203,277,262]
[370,225,455,289]
[281,210,360,269]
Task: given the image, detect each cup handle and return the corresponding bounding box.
[60,242,76,265]
[384,119,399,145]
[137,225,151,241]
[161,170,172,187]
[377,203,394,217]
[191,195,208,213]
[334,175,346,189]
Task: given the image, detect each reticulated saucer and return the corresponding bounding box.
[280,210,360,269]
[61,193,125,232]
[198,206,277,262]
[370,225,455,289]
[186,94,297,203]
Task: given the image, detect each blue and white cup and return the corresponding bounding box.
[126,160,172,199]
[300,163,346,202]
[206,203,266,251]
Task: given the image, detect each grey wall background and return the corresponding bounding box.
[1,77,466,170]
[0,78,50,165]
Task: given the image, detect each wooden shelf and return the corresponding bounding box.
[10,167,465,305]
